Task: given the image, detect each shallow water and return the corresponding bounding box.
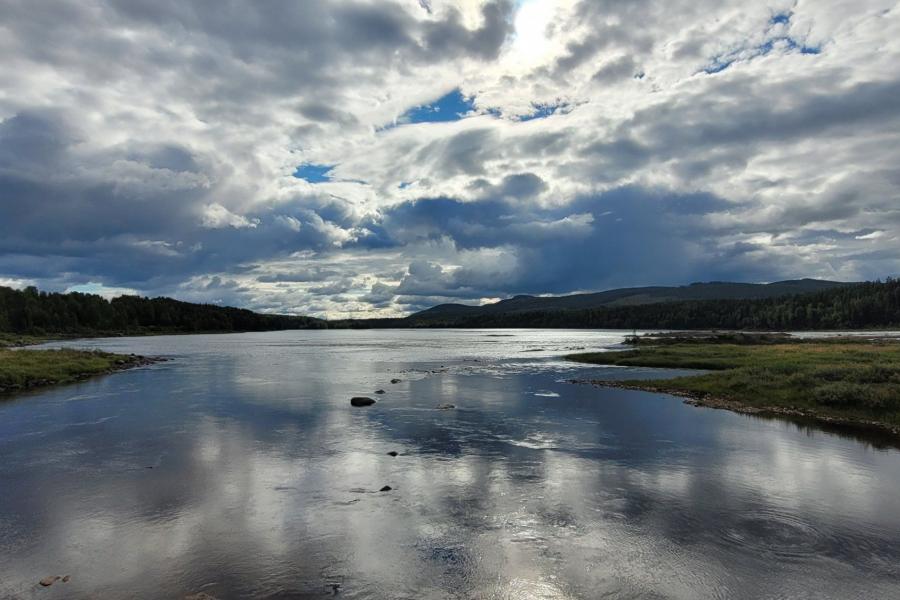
[2,329,900,599]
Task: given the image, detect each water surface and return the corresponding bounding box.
[2,329,899,599]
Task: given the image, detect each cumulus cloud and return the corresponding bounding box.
[202,204,260,229]
[0,0,898,317]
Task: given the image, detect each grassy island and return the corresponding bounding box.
[567,333,900,435]
[0,347,158,395]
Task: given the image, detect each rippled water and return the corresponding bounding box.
[2,329,900,599]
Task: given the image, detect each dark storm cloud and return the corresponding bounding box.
[421,0,514,59]
[630,78,900,153]
[419,128,498,177]
[592,55,639,83]
[0,109,361,289]
[11,0,513,106]
[379,186,775,299]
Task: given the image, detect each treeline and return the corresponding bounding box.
[3,279,899,337]
[402,279,900,330]
[0,286,324,335]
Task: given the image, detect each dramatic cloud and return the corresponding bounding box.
[0,0,898,316]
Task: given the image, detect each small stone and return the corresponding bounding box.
[39,576,60,587]
[390,378,401,384]
[436,403,455,410]
[61,575,71,583]
[350,397,376,407]
[379,485,392,492]
[387,451,399,457]
[374,389,386,394]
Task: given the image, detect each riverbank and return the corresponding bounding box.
[567,334,900,436]
[0,348,162,396]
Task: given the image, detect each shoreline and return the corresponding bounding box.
[571,378,900,438]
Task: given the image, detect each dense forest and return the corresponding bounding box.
[402,279,900,330]
[0,286,324,335]
[2,279,899,336]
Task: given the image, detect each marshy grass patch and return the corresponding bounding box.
[0,348,144,393]
[568,335,900,431]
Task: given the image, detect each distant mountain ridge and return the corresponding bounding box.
[410,279,854,323]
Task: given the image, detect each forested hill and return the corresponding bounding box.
[402,279,900,330]
[411,279,851,322]
[0,286,324,336]
[3,279,899,336]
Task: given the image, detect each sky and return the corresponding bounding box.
[0,0,898,318]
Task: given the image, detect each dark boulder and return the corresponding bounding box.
[374,389,386,394]
[390,378,401,384]
[379,485,392,492]
[387,451,399,457]
[350,397,376,407]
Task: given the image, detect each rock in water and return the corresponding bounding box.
[379,485,392,492]
[387,451,399,457]
[374,389,386,394]
[350,396,376,407]
[61,575,71,583]
[390,378,401,384]
[436,403,455,410]
[39,576,60,587]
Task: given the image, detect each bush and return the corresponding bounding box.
[813,382,899,411]
[814,382,867,407]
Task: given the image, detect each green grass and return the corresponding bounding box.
[568,339,900,431]
[0,348,143,393]
[0,333,52,348]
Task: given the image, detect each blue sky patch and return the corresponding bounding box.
[758,36,821,56]
[293,164,334,183]
[770,12,791,25]
[703,31,821,75]
[399,89,475,125]
[703,57,735,74]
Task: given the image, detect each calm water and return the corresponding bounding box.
[2,329,900,599]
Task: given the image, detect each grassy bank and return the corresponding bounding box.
[0,348,158,395]
[567,335,900,434]
[0,332,54,348]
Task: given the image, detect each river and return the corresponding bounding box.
[1,329,899,599]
